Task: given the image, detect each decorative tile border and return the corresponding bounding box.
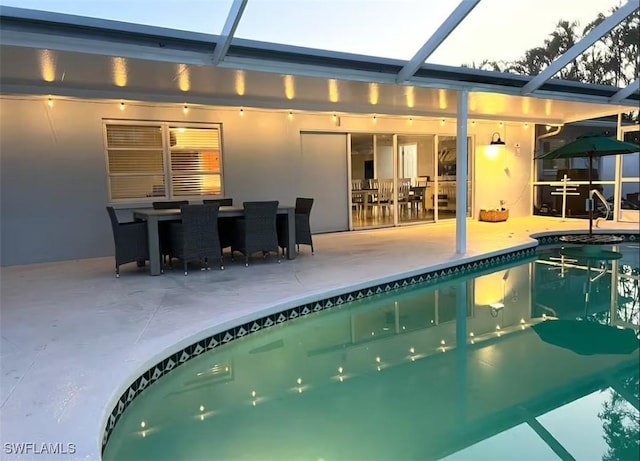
[106,236,627,450]
[102,246,538,449]
[535,232,638,247]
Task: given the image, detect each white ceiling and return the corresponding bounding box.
[0,45,632,125]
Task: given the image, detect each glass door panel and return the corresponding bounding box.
[397,135,435,224]
[350,134,395,229]
[350,134,373,229]
[436,136,472,220]
[374,134,395,227]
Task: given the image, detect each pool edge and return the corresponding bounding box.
[100,231,639,454]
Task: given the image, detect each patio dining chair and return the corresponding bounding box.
[278,197,314,257]
[203,198,234,252]
[152,200,188,265]
[232,201,280,267]
[166,203,223,275]
[106,206,149,278]
[203,198,233,206]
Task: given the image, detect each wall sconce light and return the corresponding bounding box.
[490,132,505,146]
[488,270,509,315]
[485,132,505,159]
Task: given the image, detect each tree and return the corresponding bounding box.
[474,3,639,89]
[598,375,640,461]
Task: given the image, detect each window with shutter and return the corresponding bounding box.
[169,127,222,197]
[104,121,224,202]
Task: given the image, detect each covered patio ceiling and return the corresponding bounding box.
[0,2,638,125]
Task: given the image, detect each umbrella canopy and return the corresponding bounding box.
[532,319,639,356]
[535,132,639,236]
[535,131,639,160]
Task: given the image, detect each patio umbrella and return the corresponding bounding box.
[535,132,638,237]
[532,319,639,356]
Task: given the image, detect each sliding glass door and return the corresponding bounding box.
[397,135,435,224]
[350,133,472,229]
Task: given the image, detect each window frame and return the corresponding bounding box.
[103,119,225,204]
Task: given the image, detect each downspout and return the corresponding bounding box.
[535,124,564,149]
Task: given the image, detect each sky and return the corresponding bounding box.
[0,0,623,66]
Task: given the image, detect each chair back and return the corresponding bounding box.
[412,186,426,199]
[203,198,233,206]
[153,200,188,209]
[295,197,314,215]
[351,179,362,191]
[179,203,221,255]
[242,201,279,237]
[378,179,394,203]
[399,180,411,201]
[106,206,119,237]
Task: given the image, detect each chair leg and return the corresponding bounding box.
[219,257,224,270]
[311,243,314,255]
[183,261,188,276]
[245,256,249,267]
[115,265,120,278]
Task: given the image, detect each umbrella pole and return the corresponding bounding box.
[588,154,593,237]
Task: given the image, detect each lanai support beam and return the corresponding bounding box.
[211,0,248,65]
[456,89,469,254]
[395,0,481,84]
[610,79,639,103]
[521,0,638,95]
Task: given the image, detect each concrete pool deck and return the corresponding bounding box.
[1,216,638,461]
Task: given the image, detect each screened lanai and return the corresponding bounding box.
[0,0,638,265]
[0,3,639,461]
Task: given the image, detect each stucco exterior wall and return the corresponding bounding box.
[0,96,535,266]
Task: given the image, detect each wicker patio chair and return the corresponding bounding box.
[203,198,234,251]
[166,203,223,275]
[106,206,149,278]
[278,197,314,257]
[203,198,233,206]
[152,200,188,265]
[232,201,280,267]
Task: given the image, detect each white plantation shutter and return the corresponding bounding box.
[169,127,222,197]
[104,122,224,201]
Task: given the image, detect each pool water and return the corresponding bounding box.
[103,244,640,461]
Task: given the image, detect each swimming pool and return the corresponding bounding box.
[103,242,639,461]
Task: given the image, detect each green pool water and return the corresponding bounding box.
[103,243,640,461]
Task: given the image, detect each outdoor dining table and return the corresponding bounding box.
[132,205,296,275]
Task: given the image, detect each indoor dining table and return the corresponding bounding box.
[133,205,296,275]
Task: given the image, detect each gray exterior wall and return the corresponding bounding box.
[0,98,351,265]
[0,96,534,266]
